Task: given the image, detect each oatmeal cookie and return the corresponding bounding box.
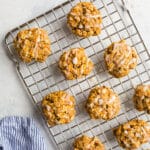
[67,2,102,37]
[14,28,51,62]
[59,48,93,80]
[74,135,105,150]
[133,84,150,113]
[86,86,120,120]
[41,91,76,126]
[104,40,138,78]
[114,119,150,150]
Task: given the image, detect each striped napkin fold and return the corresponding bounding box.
[0,116,47,150]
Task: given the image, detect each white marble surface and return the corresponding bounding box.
[0,0,150,149]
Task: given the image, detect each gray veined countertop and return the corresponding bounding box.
[0,0,150,149]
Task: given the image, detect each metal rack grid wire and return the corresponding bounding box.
[5,0,150,149]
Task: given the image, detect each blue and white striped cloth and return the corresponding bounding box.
[0,116,47,150]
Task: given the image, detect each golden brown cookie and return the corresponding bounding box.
[74,135,105,150]
[41,91,76,126]
[133,84,150,113]
[104,40,138,78]
[67,2,102,37]
[14,28,51,62]
[58,48,93,80]
[114,119,150,150]
[86,86,120,120]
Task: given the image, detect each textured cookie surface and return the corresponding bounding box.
[133,84,150,113]
[104,40,138,78]
[74,135,105,150]
[59,48,93,80]
[14,28,51,62]
[114,119,150,150]
[67,2,102,37]
[42,91,76,126]
[86,86,120,120]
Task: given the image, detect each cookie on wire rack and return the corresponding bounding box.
[41,91,76,126]
[59,47,93,80]
[104,40,138,78]
[86,86,121,120]
[74,135,105,150]
[14,28,51,63]
[133,84,150,113]
[67,2,102,37]
[114,119,150,150]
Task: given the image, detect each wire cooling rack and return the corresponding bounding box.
[5,0,150,149]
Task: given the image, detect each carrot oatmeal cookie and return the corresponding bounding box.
[114,119,150,150]
[67,2,102,37]
[86,86,120,120]
[74,135,105,150]
[104,40,138,78]
[59,48,93,80]
[14,28,51,62]
[41,91,76,126]
[133,84,150,113]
